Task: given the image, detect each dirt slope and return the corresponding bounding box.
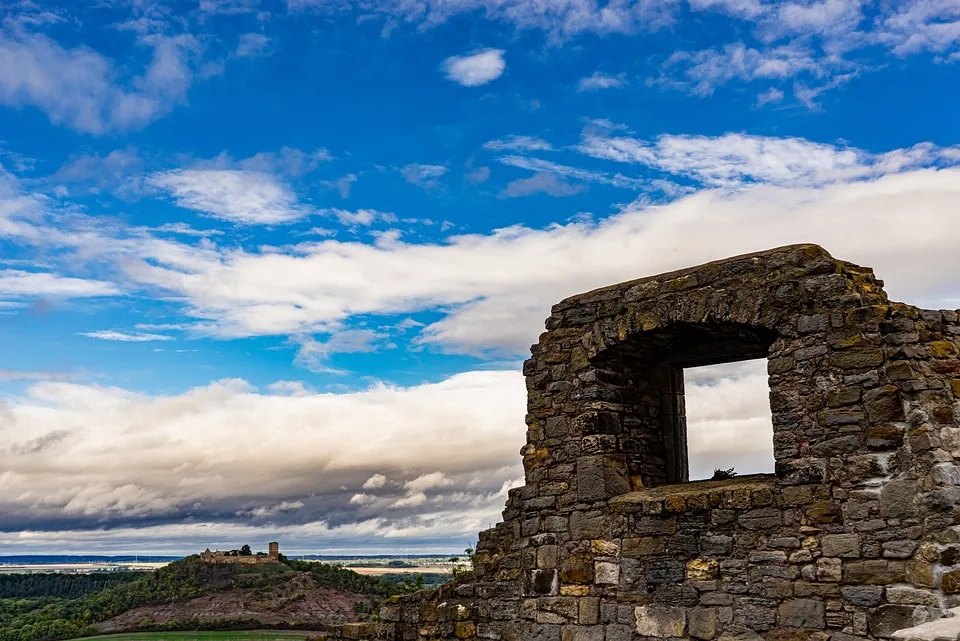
[95,573,375,633]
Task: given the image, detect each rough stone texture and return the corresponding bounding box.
[330,245,960,641]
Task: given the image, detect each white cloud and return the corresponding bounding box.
[0,369,73,382]
[79,330,175,342]
[500,172,586,198]
[294,329,390,372]
[874,1,960,57]
[578,71,627,91]
[290,0,678,39]
[401,163,448,187]
[0,370,527,547]
[576,133,956,188]
[148,169,309,224]
[441,49,505,86]
[235,33,270,58]
[320,208,398,226]
[755,86,785,107]
[465,166,491,183]
[499,155,642,189]
[233,147,333,177]
[404,471,453,492]
[0,30,198,135]
[0,270,119,300]
[684,360,773,479]
[483,135,554,152]
[362,473,387,490]
[658,42,828,97]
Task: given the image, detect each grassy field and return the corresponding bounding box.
[76,632,320,641]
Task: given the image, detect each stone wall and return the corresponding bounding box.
[200,541,280,564]
[333,244,960,641]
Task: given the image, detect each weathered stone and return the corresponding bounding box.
[594,562,619,585]
[863,385,905,422]
[778,599,825,629]
[843,560,906,585]
[880,479,919,518]
[686,558,719,581]
[331,246,960,641]
[822,533,860,558]
[688,607,718,640]
[885,586,941,607]
[942,569,960,594]
[840,585,884,607]
[621,537,664,558]
[576,455,631,502]
[867,605,927,638]
[634,605,685,637]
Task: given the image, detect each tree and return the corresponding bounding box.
[239,545,252,556]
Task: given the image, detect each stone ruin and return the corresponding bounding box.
[200,541,280,564]
[335,244,960,641]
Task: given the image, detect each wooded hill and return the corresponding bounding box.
[0,555,420,641]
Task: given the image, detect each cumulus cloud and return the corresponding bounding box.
[0,29,199,135]
[441,49,505,86]
[0,270,120,301]
[0,371,527,550]
[148,169,309,224]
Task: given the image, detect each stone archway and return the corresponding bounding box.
[337,244,960,641]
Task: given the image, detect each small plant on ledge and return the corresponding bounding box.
[711,467,737,481]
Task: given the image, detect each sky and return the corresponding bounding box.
[0,0,959,556]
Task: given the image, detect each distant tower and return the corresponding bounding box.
[268,541,279,560]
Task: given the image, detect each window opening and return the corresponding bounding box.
[683,359,775,481]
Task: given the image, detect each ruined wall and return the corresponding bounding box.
[335,244,960,641]
[201,542,280,564]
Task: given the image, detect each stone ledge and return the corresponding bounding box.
[891,606,960,641]
[608,474,776,514]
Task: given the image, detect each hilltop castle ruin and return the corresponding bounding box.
[335,244,960,641]
[200,541,279,564]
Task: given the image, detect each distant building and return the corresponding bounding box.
[200,542,280,564]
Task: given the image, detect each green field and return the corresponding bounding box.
[76,632,320,641]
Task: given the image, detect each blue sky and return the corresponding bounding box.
[1,0,959,555]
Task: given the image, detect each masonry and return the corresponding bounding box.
[336,244,960,641]
[200,541,279,564]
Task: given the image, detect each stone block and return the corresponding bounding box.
[622,537,665,557]
[576,455,631,503]
[560,555,593,585]
[840,585,884,607]
[867,605,929,638]
[689,607,717,640]
[635,604,686,637]
[594,562,620,585]
[560,626,603,641]
[843,560,906,585]
[604,624,631,641]
[578,597,600,625]
[523,569,560,596]
[778,599,825,629]
[822,533,860,558]
[863,384,905,422]
[942,570,960,594]
[880,479,919,518]
[687,558,719,581]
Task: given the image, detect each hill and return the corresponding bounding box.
[0,556,414,641]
